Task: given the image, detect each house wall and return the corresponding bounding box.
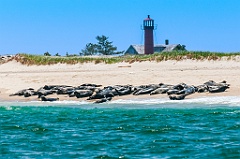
[125,46,138,55]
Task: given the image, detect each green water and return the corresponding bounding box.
[1,102,240,158]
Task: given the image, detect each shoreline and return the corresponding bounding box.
[1,93,240,102]
[1,94,240,103]
[0,59,240,102]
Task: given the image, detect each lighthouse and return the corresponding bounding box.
[143,15,154,54]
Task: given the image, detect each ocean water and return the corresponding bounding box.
[1,96,240,158]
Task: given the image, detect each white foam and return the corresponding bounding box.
[111,96,240,107]
[0,96,239,108]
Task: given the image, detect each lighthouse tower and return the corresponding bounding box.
[143,15,154,54]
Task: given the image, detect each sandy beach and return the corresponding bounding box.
[0,59,240,101]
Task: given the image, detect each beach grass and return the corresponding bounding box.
[12,51,240,65]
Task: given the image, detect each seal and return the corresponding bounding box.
[87,89,114,100]
[114,85,133,96]
[23,89,37,97]
[196,85,208,93]
[208,85,229,93]
[167,89,180,95]
[74,90,93,98]
[150,87,169,95]
[133,84,160,95]
[40,96,59,102]
[94,97,112,104]
[80,83,102,87]
[37,90,54,98]
[10,88,35,96]
[177,86,196,95]
[54,86,75,95]
[169,94,186,100]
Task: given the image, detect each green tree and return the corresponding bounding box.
[96,35,123,55]
[44,52,51,56]
[81,43,98,56]
[176,45,187,51]
[81,35,124,56]
[55,53,60,56]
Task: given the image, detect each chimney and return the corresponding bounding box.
[165,39,169,45]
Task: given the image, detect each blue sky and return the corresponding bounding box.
[0,0,240,55]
